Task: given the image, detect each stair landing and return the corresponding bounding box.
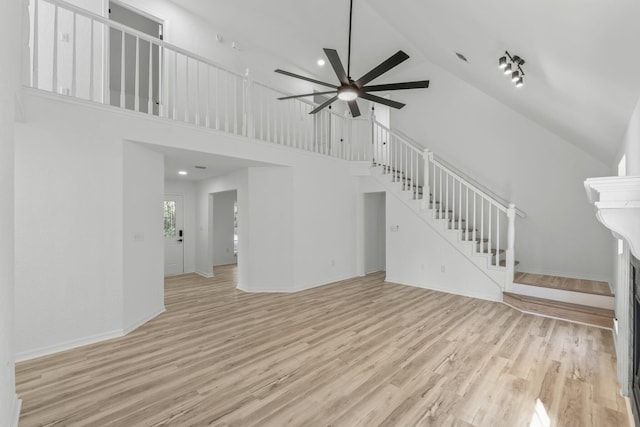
[513,272,612,296]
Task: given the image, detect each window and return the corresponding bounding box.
[164,201,176,237]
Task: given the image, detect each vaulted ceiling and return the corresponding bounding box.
[170,0,640,163]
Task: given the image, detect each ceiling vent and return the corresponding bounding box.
[455,52,468,63]
[194,165,207,169]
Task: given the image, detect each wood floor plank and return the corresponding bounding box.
[16,265,628,426]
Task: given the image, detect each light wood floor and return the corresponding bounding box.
[514,272,613,296]
[17,266,628,426]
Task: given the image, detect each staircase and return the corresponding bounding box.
[369,120,614,329]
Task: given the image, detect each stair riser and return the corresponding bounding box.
[511,283,614,310]
[503,294,613,329]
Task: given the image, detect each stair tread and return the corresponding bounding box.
[503,292,614,317]
[499,260,520,267]
[513,272,613,297]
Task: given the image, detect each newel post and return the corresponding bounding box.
[422,149,431,208]
[506,203,516,291]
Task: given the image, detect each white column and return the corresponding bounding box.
[505,203,516,291]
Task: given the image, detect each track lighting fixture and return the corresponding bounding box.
[498,51,526,88]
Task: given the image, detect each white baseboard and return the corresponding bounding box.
[236,283,288,293]
[196,270,214,278]
[123,306,165,335]
[237,274,356,294]
[16,328,123,362]
[384,276,503,303]
[293,274,356,292]
[10,394,21,427]
[16,307,165,362]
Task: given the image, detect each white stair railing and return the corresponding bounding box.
[27,0,351,159]
[372,117,519,284]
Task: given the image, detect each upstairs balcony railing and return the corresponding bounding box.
[27,0,370,161]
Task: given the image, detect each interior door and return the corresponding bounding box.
[164,195,184,276]
[109,2,162,114]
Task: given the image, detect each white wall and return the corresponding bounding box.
[291,160,358,290]
[618,96,640,176]
[165,179,196,273]
[212,190,237,266]
[246,167,294,291]
[0,0,22,423]
[389,62,613,282]
[364,192,386,273]
[382,179,503,302]
[122,141,164,332]
[15,99,125,359]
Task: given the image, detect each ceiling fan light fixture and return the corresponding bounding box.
[338,86,358,101]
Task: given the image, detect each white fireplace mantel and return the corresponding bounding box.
[584,176,640,260]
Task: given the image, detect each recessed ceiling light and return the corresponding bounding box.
[178,171,188,176]
[317,59,326,67]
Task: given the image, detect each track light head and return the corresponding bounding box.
[503,63,512,75]
[511,71,520,82]
[515,77,524,88]
[499,56,507,69]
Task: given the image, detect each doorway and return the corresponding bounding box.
[164,195,184,275]
[108,1,162,113]
[212,190,238,269]
[364,192,386,273]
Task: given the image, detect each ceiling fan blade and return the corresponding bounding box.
[278,90,337,100]
[363,80,430,92]
[347,100,361,118]
[275,69,338,89]
[310,96,339,114]
[359,93,406,110]
[354,50,410,87]
[324,48,349,85]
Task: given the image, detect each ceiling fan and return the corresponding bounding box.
[274,0,429,118]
